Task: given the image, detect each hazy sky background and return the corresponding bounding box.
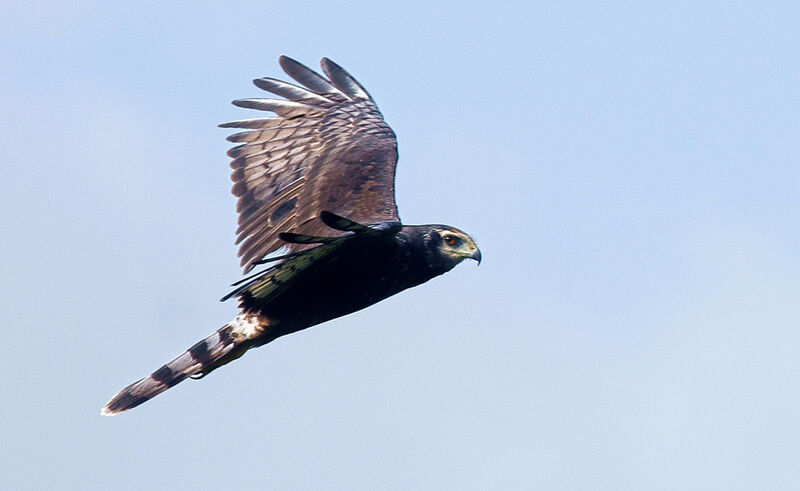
[2,1,799,489]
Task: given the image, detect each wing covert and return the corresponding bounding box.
[222,56,400,272]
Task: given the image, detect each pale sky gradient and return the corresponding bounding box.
[2,2,799,489]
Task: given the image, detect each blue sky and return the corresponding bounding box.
[2,1,799,489]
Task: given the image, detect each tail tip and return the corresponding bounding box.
[100,405,117,417]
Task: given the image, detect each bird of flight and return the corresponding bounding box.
[102,56,481,416]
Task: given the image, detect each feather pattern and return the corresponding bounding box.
[101,314,263,415]
[222,55,399,272]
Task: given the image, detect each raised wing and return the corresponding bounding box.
[221,56,400,272]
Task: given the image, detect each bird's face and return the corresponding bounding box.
[431,227,482,266]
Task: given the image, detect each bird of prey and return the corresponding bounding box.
[102,56,481,416]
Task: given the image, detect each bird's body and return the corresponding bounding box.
[241,226,444,327]
[102,57,480,416]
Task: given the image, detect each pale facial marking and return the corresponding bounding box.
[435,228,480,261]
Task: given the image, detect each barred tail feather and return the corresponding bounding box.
[101,314,263,416]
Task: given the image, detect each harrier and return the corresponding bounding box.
[102,56,481,415]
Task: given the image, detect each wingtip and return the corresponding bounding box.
[252,76,278,88]
[219,117,245,128]
[231,98,256,109]
[278,54,298,70]
[319,57,370,100]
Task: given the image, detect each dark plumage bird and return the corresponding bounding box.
[102,56,481,416]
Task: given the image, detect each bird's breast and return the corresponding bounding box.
[250,239,432,329]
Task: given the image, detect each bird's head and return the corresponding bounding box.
[427,226,481,269]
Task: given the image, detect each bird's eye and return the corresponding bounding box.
[443,235,456,246]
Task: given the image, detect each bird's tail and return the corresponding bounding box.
[101,314,264,416]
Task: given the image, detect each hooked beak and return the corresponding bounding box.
[470,247,482,265]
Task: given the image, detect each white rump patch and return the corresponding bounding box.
[229,314,263,341]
